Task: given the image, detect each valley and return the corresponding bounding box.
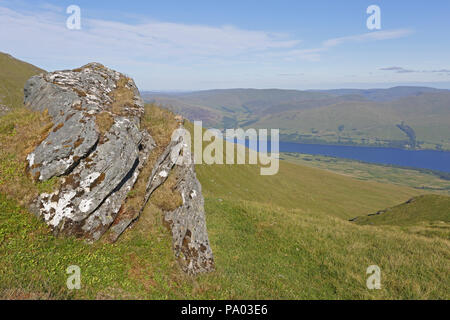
[144,87,450,151]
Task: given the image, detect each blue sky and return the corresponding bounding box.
[1,0,449,90]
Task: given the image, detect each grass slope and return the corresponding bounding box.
[195,154,421,220]
[352,195,450,226]
[0,52,44,109]
[352,195,450,240]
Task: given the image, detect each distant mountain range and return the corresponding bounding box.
[143,87,450,150]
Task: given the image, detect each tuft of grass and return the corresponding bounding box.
[150,171,183,212]
[109,76,135,116]
[118,103,181,221]
[95,112,114,135]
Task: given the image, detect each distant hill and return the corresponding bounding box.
[0,52,44,109]
[144,87,450,150]
[351,194,450,226]
[314,86,449,102]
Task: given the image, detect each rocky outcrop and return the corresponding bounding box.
[164,149,215,275]
[24,64,214,274]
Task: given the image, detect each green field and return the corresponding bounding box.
[281,152,450,195]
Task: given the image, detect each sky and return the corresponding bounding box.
[0,0,449,91]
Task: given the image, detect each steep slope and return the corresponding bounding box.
[194,153,421,220]
[0,52,44,109]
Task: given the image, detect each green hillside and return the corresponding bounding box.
[351,195,450,240]
[352,195,450,226]
[0,52,44,109]
[3,101,450,299]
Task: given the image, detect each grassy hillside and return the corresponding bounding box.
[0,52,44,109]
[352,195,450,226]
[351,195,450,240]
[3,101,450,299]
[145,87,450,150]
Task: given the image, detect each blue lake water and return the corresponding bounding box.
[236,139,450,173]
[277,142,450,173]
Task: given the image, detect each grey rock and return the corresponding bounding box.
[24,63,214,275]
[163,132,215,275]
[109,127,215,274]
[25,63,148,241]
[80,131,156,241]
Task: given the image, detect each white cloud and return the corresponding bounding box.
[380,66,450,75]
[39,2,64,13]
[0,6,300,64]
[323,29,413,47]
[0,4,419,89]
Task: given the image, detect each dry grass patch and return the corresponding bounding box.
[0,107,58,205]
[112,103,181,236]
[109,76,135,116]
[150,170,183,212]
[95,111,114,135]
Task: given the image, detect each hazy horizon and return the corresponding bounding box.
[141,83,450,93]
[1,0,449,91]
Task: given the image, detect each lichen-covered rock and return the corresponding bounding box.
[24,63,144,181]
[163,138,215,275]
[25,63,149,241]
[24,63,214,274]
